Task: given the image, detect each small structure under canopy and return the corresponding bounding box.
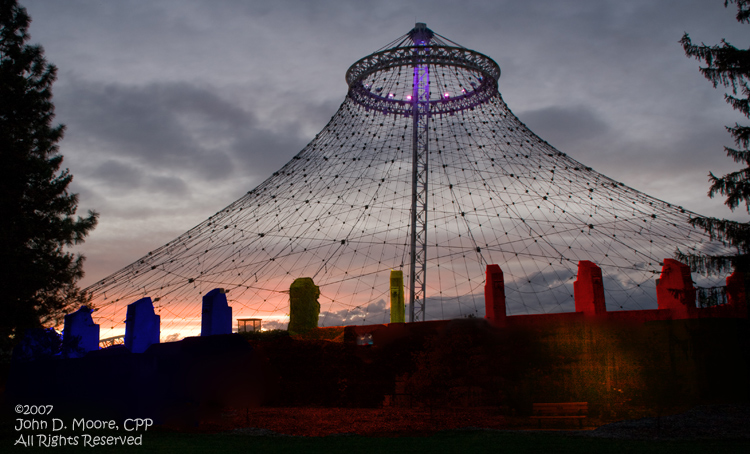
[237,318,262,333]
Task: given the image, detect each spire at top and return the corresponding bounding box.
[409,22,433,45]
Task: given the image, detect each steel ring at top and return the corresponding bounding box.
[345,45,501,116]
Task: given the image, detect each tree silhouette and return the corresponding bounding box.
[0,0,98,350]
[678,0,750,274]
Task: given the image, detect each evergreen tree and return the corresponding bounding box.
[678,0,750,274]
[0,0,98,349]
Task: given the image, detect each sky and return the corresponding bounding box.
[20,0,750,290]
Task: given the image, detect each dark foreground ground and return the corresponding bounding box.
[158,404,750,438]
[7,429,747,454]
[3,405,748,454]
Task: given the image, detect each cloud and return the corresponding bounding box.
[58,81,242,178]
[258,298,391,330]
[52,77,336,288]
[89,160,144,190]
[517,104,610,151]
[20,0,750,298]
[261,320,287,331]
[266,294,487,328]
[319,299,390,326]
[55,77,338,182]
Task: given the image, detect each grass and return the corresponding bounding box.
[4,429,747,454]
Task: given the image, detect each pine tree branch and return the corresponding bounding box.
[687,216,750,251]
[676,248,741,274]
[708,168,750,211]
[675,2,750,276]
[681,34,750,95]
[727,0,750,23]
[724,146,750,166]
[726,92,750,117]
[726,124,750,152]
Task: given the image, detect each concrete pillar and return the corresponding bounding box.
[201,288,232,336]
[390,270,405,323]
[484,264,507,327]
[288,277,320,334]
[62,305,100,357]
[574,260,607,316]
[124,297,160,353]
[655,259,696,319]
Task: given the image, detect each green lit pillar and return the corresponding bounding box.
[390,270,405,323]
[288,277,320,334]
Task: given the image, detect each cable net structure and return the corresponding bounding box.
[86,24,731,339]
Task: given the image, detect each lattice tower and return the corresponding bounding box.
[85,24,731,338]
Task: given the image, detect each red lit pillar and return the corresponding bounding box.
[726,271,748,317]
[655,259,696,319]
[485,264,507,327]
[574,260,606,316]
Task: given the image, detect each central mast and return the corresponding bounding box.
[409,23,431,323]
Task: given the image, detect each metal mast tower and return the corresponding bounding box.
[409,23,432,323]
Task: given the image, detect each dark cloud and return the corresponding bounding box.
[90,160,143,189]
[56,78,329,183]
[517,104,610,149]
[84,159,190,206]
[58,81,243,179]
